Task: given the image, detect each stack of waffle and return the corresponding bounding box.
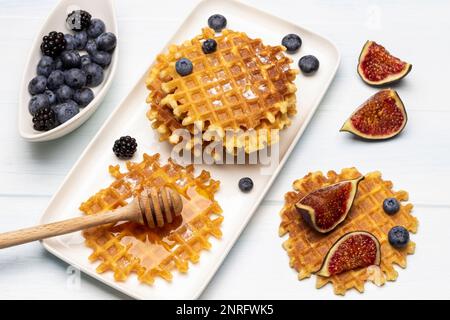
[146,28,298,155]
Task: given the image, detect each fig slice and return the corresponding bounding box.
[357,40,412,86]
[295,176,363,233]
[340,89,407,140]
[316,231,381,277]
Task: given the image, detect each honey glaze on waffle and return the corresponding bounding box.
[279,168,418,295]
[80,153,223,284]
[146,27,298,154]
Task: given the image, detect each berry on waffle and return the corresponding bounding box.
[146,28,298,154]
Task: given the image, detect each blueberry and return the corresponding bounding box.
[85,39,97,54]
[47,70,65,90]
[36,56,55,77]
[383,197,400,215]
[298,55,320,74]
[388,226,410,248]
[82,63,104,87]
[73,88,94,107]
[28,94,50,115]
[54,101,80,124]
[44,89,57,105]
[80,55,92,67]
[87,19,105,38]
[64,34,77,50]
[51,103,62,114]
[54,57,64,70]
[56,84,74,102]
[74,31,88,50]
[60,50,81,69]
[64,68,87,89]
[51,99,75,114]
[282,34,302,53]
[90,50,111,68]
[208,14,227,32]
[28,75,47,95]
[238,177,253,192]
[175,58,193,76]
[96,32,116,52]
[202,39,217,54]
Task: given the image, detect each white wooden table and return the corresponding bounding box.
[0,0,449,299]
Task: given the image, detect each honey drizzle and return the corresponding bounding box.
[118,187,213,271]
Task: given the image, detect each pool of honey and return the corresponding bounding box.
[118,187,214,271]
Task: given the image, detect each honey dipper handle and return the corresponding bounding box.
[0,201,141,249]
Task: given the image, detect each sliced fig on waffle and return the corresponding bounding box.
[316,231,381,277]
[295,176,363,233]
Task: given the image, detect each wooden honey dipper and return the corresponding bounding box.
[0,187,183,249]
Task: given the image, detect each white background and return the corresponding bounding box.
[0,0,449,299]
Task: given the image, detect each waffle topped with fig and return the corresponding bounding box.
[279,168,418,295]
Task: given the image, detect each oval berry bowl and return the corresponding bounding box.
[18,0,118,142]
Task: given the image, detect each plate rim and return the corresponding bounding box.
[40,0,341,300]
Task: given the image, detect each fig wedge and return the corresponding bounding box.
[295,176,363,233]
[340,89,407,140]
[316,231,381,277]
[358,40,412,86]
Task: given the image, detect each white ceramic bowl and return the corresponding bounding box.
[18,0,118,142]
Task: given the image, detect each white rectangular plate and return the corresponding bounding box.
[40,0,340,299]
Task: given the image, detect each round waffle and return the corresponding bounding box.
[279,168,418,295]
[146,28,298,154]
[80,153,223,284]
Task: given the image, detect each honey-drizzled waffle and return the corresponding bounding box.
[279,168,418,295]
[80,153,223,284]
[146,27,298,154]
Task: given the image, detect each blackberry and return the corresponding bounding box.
[41,31,66,57]
[113,136,137,159]
[32,107,57,131]
[66,10,92,31]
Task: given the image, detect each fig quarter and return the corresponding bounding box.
[295,176,364,233]
[316,231,381,277]
[340,89,407,140]
[357,40,412,86]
